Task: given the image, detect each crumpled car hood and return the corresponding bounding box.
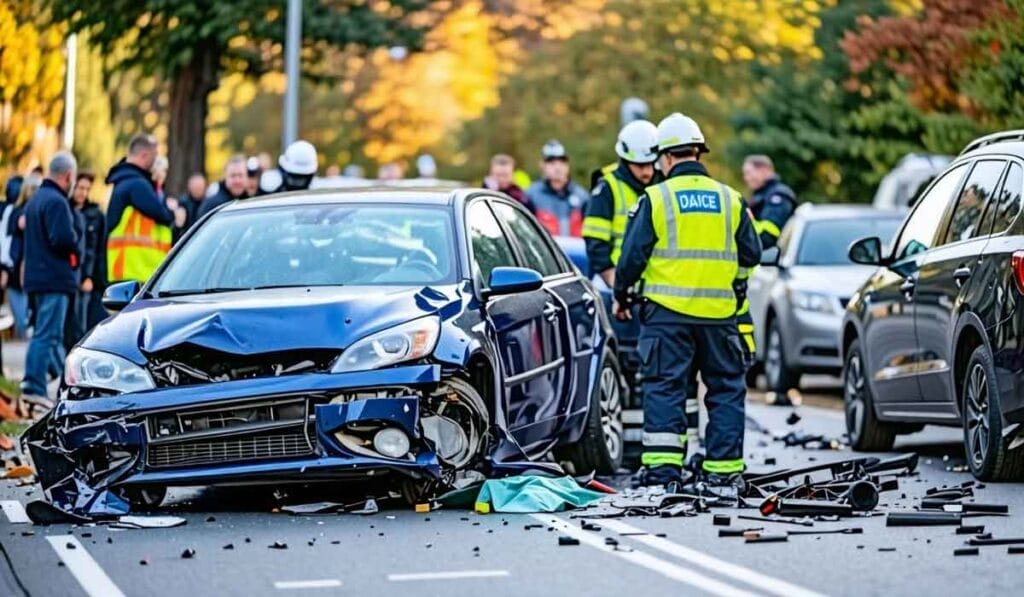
[82,285,458,363]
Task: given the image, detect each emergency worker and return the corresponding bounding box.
[259,140,319,194]
[614,113,761,495]
[583,120,659,286]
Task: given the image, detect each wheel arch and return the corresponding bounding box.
[952,313,990,417]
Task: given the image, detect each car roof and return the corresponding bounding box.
[959,130,1024,157]
[795,203,905,221]
[219,187,472,211]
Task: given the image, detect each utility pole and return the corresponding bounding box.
[283,0,301,151]
[63,33,77,150]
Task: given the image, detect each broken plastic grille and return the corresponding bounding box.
[146,427,316,468]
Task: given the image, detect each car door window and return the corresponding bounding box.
[467,201,517,283]
[492,202,564,277]
[980,162,1023,236]
[893,163,968,260]
[944,160,1006,243]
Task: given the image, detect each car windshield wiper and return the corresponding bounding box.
[155,287,250,298]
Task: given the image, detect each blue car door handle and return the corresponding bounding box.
[953,266,971,287]
[543,302,559,322]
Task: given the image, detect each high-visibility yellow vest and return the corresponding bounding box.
[581,163,640,265]
[642,175,743,319]
[107,206,173,283]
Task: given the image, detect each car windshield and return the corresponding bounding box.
[796,217,902,266]
[152,203,456,295]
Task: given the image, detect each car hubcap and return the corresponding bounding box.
[844,353,865,441]
[599,366,623,460]
[965,363,990,468]
[765,327,782,387]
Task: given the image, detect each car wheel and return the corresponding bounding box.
[844,339,896,452]
[764,318,800,392]
[962,345,1024,481]
[557,348,624,475]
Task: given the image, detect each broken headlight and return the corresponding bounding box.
[332,316,440,373]
[64,347,155,394]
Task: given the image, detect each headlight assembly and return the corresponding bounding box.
[64,348,156,394]
[789,289,836,314]
[332,317,440,373]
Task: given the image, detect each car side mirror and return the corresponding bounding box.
[848,236,883,266]
[484,267,543,300]
[759,246,781,267]
[102,280,140,312]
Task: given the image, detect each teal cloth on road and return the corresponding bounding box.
[474,475,606,513]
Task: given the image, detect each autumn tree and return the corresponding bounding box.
[45,0,429,194]
[0,3,65,169]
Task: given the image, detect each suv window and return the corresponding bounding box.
[467,201,517,284]
[981,162,1023,235]
[894,163,967,260]
[492,202,564,277]
[944,160,1006,243]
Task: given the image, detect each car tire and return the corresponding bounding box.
[764,318,800,393]
[962,345,1024,481]
[844,339,897,452]
[557,348,625,475]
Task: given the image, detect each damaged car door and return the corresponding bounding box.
[467,200,571,455]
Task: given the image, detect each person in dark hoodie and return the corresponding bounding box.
[70,171,107,333]
[106,134,175,283]
[197,155,250,218]
[21,151,80,409]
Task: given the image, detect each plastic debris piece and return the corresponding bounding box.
[223,544,234,550]
[967,537,1024,546]
[581,521,601,531]
[744,533,788,544]
[415,503,430,513]
[206,516,216,522]
[352,499,379,515]
[886,512,961,527]
[281,502,347,516]
[269,541,288,549]
[605,537,619,546]
[957,525,985,535]
[764,457,777,466]
[719,527,764,537]
[558,536,580,546]
[181,548,196,559]
[1008,546,1024,554]
[786,412,801,425]
[139,559,148,566]
[878,547,896,552]
[115,516,186,529]
[954,547,979,556]
[713,514,731,526]
[3,465,34,479]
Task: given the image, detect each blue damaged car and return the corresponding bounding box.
[25,189,624,516]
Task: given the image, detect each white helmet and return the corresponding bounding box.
[656,113,708,153]
[278,140,318,175]
[616,120,659,164]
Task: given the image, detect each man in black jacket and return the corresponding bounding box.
[198,156,250,218]
[21,152,80,406]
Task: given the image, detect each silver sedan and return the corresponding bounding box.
[748,204,904,392]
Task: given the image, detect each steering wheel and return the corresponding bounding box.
[400,258,443,279]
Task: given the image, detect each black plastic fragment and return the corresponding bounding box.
[956,525,985,535]
[269,541,288,550]
[886,512,961,526]
[223,543,234,550]
[719,527,763,537]
[181,548,196,559]
[713,514,731,526]
[1008,546,1024,554]
[954,547,979,556]
[745,533,788,544]
[558,536,580,546]
[967,537,1024,546]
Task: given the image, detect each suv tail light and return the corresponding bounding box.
[1013,251,1024,295]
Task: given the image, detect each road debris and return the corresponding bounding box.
[558,535,580,546]
[181,548,196,559]
[954,547,979,556]
[269,541,288,549]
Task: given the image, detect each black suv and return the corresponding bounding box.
[842,130,1024,480]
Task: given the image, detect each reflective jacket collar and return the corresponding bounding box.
[666,160,709,179]
[614,160,648,195]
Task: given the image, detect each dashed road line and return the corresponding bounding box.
[532,515,758,597]
[0,501,29,524]
[388,570,509,582]
[46,535,125,597]
[274,579,343,590]
[598,519,825,597]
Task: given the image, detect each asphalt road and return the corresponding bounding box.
[3,386,1024,597]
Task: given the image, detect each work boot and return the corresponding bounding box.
[634,465,685,488]
[684,473,747,503]
[764,391,791,407]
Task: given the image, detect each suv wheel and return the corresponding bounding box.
[765,318,800,392]
[556,348,624,475]
[962,345,1024,480]
[844,339,896,451]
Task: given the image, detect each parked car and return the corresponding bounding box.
[842,130,1024,480]
[872,153,951,210]
[25,188,624,516]
[749,204,904,391]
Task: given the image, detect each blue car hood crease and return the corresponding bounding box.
[82,285,458,363]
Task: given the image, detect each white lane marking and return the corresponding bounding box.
[388,570,509,582]
[1,500,29,524]
[532,515,757,597]
[46,535,126,597]
[274,579,343,590]
[599,519,825,597]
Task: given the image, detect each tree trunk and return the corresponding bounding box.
[166,43,219,197]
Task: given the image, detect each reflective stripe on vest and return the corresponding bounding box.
[602,164,639,265]
[641,177,742,319]
[107,206,173,283]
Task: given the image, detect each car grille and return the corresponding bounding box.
[146,426,316,468]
